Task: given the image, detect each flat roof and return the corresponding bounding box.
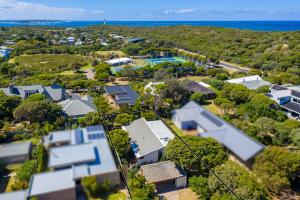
[49,143,96,168]
[28,169,75,196]
[0,190,27,200]
[0,141,31,158]
[48,130,71,144]
[141,161,185,183]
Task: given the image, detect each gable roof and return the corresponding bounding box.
[123,118,164,157]
[173,101,264,162]
[184,81,215,94]
[140,161,185,183]
[104,85,139,106]
[58,95,96,117]
[226,75,271,90]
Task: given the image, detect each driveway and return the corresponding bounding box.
[156,182,197,200]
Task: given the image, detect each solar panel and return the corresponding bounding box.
[201,111,223,127]
[87,125,103,132]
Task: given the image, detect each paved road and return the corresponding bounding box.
[219,61,251,73]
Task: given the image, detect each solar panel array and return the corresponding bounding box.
[88,133,105,140]
[75,129,83,144]
[201,111,223,127]
[87,125,103,132]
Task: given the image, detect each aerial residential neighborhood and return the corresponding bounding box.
[0,1,300,200]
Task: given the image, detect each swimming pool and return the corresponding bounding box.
[147,57,187,65]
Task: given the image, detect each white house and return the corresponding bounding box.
[105,57,132,66]
[226,75,271,90]
[123,118,174,166]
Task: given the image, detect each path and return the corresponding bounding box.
[84,69,95,80]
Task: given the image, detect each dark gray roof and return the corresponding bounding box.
[291,90,300,98]
[124,118,164,157]
[173,101,265,162]
[0,141,31,158]
[141,161,185,183]
[270,84,288,91]
[104,85,139,106]
[184,81,215,95]
[0,84,65,101]
[282,101,300,114]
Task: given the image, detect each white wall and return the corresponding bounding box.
[136,150,160,166]
[175,176,187,188]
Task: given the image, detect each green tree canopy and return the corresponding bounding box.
[114,113,134,125]
[108,129,130,158]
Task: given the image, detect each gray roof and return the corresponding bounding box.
[0,190,27,200]
[140,161,185,183]
[173,101,265,162]
[0,141,31,158]
[104,85,139,106]
[58,95,97,117]
[28,169,75,197]
[241,79,271,90]
[0,84,65,101]
[124,118,164,157]
[184,81,215,95]
[282,101,300,114]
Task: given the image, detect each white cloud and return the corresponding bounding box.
[164,8,195,15]
[92,10,104,14]
[0,0,86,20]
[175,9,195,14]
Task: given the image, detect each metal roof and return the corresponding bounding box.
[184,81,215,94]
[104,85,139,106]
[0,190,27,200]
[241,79,271,90]
[124,118,164,157]
[140,161,185,183]
[173,101,265,162]
[0,141,31,158]
[282,101,300,114]
[28,169,75,197]
[147,120,174,147]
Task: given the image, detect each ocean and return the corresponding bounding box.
[0,20,300,31]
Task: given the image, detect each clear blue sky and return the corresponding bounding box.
[0,0,299,20]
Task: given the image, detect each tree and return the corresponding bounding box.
[128,169,155,200]
[189,176,210,199]
[108,129,130,158]
[141,111,158,121]
[0,91,21,121]
[164,136,227,175]
[94,96,112,115]
[36,144,47,173]
[84,112,101,126]
[253,147,300,195]
[190,93,206,105]
[208,161,269,200]
[290,128,300,148]
[255,117,275,136]
[82,176,110,198]
[115,113,134,125]
[17,160,36,182]
[13,100,62,123]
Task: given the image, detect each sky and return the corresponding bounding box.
[0,0,299,21]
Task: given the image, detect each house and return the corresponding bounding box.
[0,141,31,165]
[140,161,187,189]
[226,75,271,90]
[67,37,75,45]
[0,84,66,101]
[43,125,121,186]
[0,190,27,200]
[267,84,300,120]
[0,46,13,58]
[126,38,145,44]
[184,81,216,99]
[105,57,132,66]
[58,94,97,118]
[104,85,139,106]
[172,101,264,166]
[123,118,174,166]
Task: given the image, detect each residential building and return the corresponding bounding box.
[0,190,27,200]
[123,118,174,166]
[172,101,264,166]
[0,141,31,165]
[67,37,75,45]
[58,94,97,118]
[267,84,300,120]
[104,85,139,106]
[0,46,13,58]
[105,57,132,66]
[140,161,187,188]
[226,75,271,90]
[184,81,216,99]
[0,84,66,101]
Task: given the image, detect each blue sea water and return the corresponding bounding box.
[0,20,300,31]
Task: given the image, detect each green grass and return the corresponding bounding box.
[164,119,185,136]
[58,70,75,76]
[179,75,210,82]
[81,64,93,71]
[203,100,222,115]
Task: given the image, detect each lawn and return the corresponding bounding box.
[164,119,185,136]
[95,51,126,57]
[81,64,93,71]
[5,164,22,192]
[108,192,126,200]
[203,100,222,115]
[58,70,75,76]
[179,75,210,82]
